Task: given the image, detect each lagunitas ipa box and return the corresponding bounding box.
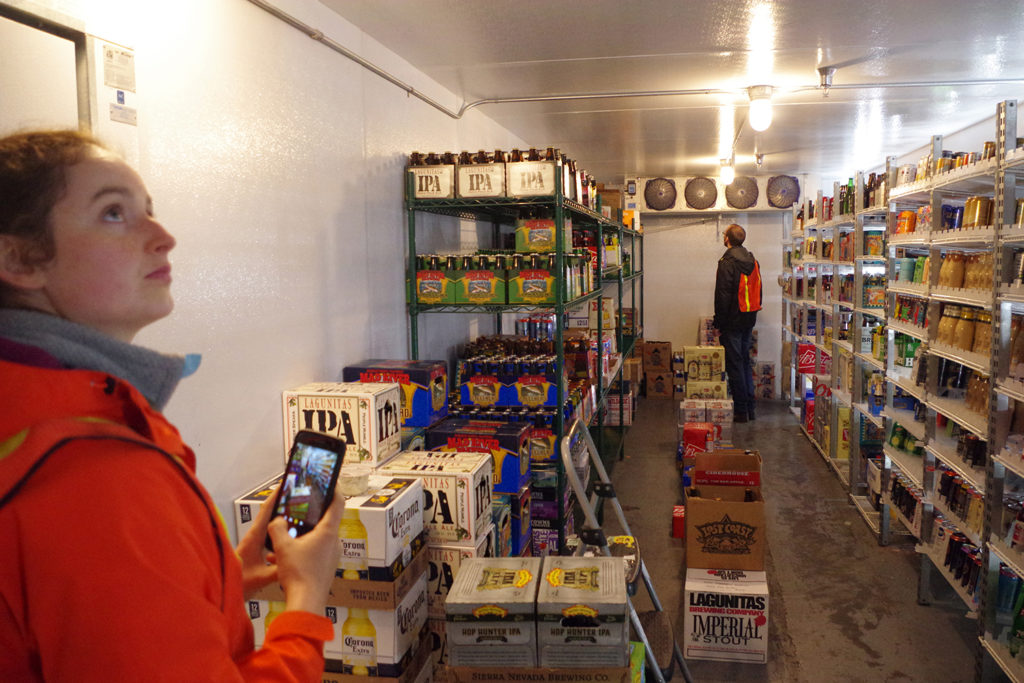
[457,161,505,198]
[536,556,629,667]
[282,382,401,468]
[426,530,495,619]
[446,557,543,667]
[338,477,425,581]
[378,451,493,546]
[342,360,449,428]
[408,164,455,199]
[323,573,429,676]
[426,418,530,494]
[683,568,769,664]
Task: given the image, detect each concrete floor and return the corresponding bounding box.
[603,397,991,683]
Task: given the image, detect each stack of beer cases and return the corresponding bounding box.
[529,463,574,556]
[697,316,720,346]
[377,451,496,681]
[672,352,687,400]
[242,474,431,682]
[683,451,769,665]
[676,400,718,488]
[753,360,776,399]
[445,556,629,672]
[682,346,727,400]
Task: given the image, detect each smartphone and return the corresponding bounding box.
[265,430,346,551]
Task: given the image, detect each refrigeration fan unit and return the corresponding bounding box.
[725,176,759,210]
[684,176,718,210]
[643,178,678,211]
[767,175,801,208]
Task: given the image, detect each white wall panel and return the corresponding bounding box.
[0,13,78,129]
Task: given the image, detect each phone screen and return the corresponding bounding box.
[272,434,344,541]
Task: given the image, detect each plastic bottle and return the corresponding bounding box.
[342,608,378,675]
[338,507,368,580]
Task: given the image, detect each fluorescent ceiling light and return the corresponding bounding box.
[748,85,773,132]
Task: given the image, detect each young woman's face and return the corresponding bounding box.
[34,150,176,341]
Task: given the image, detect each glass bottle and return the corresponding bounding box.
[953,307,977,352]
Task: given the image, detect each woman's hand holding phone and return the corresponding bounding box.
[236,484,283,599]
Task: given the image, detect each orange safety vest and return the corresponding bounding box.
[738,259,763,313]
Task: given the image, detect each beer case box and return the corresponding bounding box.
[646,370,674,399]
[402,427,426,452]
[416,269,459,305]
[322,573,429,676]
[679,399,707,424]
[455,268,508,306]
[233,475,280,541]
[642,341,672,373]
[514,217,572,253]
[588,296,618,331]
[685,381,728,400]
[282,382,402,469]
[683,568,769,664]
[680,422,715,469]
[325,631,434,683]
[449,668,629,683]
[692,450,762,487]
[685,486,766,572]
[409,165,455,199]
[495,485,532,556]
[683,346,726,381]
[378,451,494,545]
[427,616,448,673]
[342,360,449,429]
[672,505,686,539]
[425,419,531,495]
[457,162,506,199]
[706,399,734,426]
[445,557,543,668]
[492,501,513,557]
[506,160,558,198]
[507,266,556,304]
[427,526,496,619]
[339,476,425,581]
[528,423,558,462]
[536,556,629,668]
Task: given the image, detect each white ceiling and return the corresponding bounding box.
[319,0,1024,188]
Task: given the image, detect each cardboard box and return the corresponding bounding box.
[495,485,532,556]
[325,632,433,683]
[681,423,715,468]
[233,475,280,541]
[448,668,630,683]
[647,370,674,398]
[446,557,543,667]
[693,451,762,487]
[427,531,495,618]
[506,161,558,197]
[427,617,448,673]
[683,568,769,664]
[416,268,458,304]
[379,451,493,545]
[507,265,557,305]
[426,419,531,494]
[342,360,449,429]
[514,217,572,253]
[282,382,401,468]
[457,162,506,199]
[323,574,429,675]
[409,165,455,199]
[673,505,686,539]
[493,501,512,557]
[589,296,618,331]
[706,399,734,426]
[685,486,766,571]
[685,381,728,400]
[679,399,707,424]
[643,341,672,372]
[683,346,726,380]
[797,343,816,374]
[401,427,426,452]
[337,476,425,581]
[456,267,508,305]
[536,556,629,667]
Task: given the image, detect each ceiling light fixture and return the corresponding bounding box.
[817,66,836,97]
[720,158,736,186]
[747,85,774,132]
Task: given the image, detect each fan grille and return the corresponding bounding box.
[684,177,718,210]
[644,178,677,211]
[767,175,801,208]
[726,176,759,209]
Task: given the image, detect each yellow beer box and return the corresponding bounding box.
[323,573,429,676]
[426,527,495,619]
[446,557,543,667]
[337,476,425,581]
[536,556,629,667]
[379,451,494,545]
[683,346,726,381]
[282,382,401,468]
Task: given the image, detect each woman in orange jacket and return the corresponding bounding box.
[0,130,344,681]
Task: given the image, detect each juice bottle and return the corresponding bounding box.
[342,608,378,675]
[338,507,368,580]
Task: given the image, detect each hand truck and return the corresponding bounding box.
[560,418,693,683]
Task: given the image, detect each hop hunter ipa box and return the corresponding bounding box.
[378,450,494,546]
[425,418,530,494]
[446,556,543,668]
[536,556,629,667]
[341,359,449,428]
[282,381,401,468]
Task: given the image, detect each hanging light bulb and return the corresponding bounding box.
[720,158,736,186]
[748,85,774,132]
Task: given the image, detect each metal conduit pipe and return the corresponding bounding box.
[247,0,1024,119]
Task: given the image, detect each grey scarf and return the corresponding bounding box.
[0,309,198,411]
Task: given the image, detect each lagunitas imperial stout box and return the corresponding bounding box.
[536,556,629,667]
[341,359,449,429]
[282,382,401,468]
[683,568,769,664]
[446,557,542,667]
[378,451,494,546]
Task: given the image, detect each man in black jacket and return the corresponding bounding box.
[714,224,760,423]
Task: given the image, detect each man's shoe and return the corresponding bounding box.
[748,411,756,421]
[734,413,749,423]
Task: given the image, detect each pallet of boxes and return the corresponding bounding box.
[444,555,644,683]
[682,450,769,665]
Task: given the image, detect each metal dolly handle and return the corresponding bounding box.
[560,418,693,683]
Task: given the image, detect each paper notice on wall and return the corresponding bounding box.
[109,103,137,126]
[103,45,136,92]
